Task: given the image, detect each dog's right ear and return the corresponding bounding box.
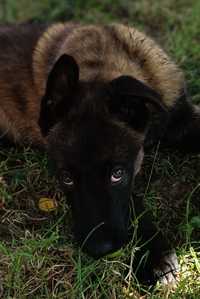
[108,76,166,132]
[39,54,79,135]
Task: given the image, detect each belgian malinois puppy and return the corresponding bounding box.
[0,22,199,285]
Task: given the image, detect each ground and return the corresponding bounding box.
[0,0,200,298]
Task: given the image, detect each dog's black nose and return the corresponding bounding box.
[77,224,128,258]
[83,237,126,258]
[85,240,115,258]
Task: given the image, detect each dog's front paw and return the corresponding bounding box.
[153,249,180,285]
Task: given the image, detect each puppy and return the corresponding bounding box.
[0,22,199,284]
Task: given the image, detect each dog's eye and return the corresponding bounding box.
[111,167,124,184]
[62,172,74,187]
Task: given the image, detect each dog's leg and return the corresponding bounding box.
[131,198,179,285]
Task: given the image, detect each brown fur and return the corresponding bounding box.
[0,22,184,146]
[0,24,47,145]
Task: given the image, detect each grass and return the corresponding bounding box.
[0,0,200,298]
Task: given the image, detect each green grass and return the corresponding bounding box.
[0,0,200,298]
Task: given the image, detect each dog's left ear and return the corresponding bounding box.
[39,54,79,135]
[108,76,166,132]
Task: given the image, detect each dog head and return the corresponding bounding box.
[39,54,165,258]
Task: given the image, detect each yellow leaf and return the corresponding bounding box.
[38,197,58,212]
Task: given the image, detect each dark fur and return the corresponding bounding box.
[0,23,200,285]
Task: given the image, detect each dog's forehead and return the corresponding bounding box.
[62,116,142,167]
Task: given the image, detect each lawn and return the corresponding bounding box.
[0,1,200,298]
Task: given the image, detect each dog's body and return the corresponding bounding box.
[0,23,184,145]
[1,22,200,285]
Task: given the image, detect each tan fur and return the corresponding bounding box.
[0,23,185,145]
[33,23,185,107]
[110,24,184,106]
